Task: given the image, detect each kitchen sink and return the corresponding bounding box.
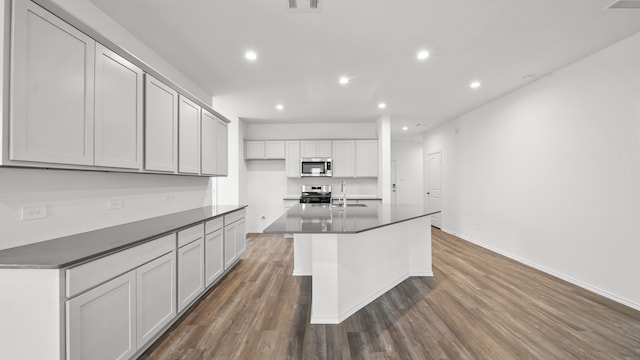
[331,203,368,207]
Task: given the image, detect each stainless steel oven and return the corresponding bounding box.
[301,158,332,177]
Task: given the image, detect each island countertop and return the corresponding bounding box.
[0,205,247,269]
[263,203,439,234]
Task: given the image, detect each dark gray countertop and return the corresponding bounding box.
[263,203,439,234]
[0,205,246,269]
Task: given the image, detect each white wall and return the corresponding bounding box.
[0,0,215,250]
[423,32,640,309]
[0,169,211,250]
[391,140,424,207]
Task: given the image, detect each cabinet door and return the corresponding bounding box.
[178,96,201,174]
[317,140,332,158]
[224,223,237,269]
[136,251,176,349]
[265,141,285,159]
[67,270,136,360]
[10,0,95,165]
[215,119,228,176]
[356,140,378,177]
[285,141,300,178]
[332,140,355,177]
[94,43,143,169]
[245,141,265,159]
[205,228,224,287]
[144,75,178,172]
[236,219,246,257]
[177,238,205,312]
[300,141,317,158]
[201,110,217,175]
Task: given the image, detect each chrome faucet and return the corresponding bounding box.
[341,180,347,208]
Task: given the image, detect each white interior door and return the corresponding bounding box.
[426,152,442,228]
[391,160,397,206]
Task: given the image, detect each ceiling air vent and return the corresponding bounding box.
[607,0,640,9]
[288,0,322,12]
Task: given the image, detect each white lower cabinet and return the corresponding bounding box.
[224,224,237,269]
[177,236,205,312]
[223,209,246,270]
[136,251,176,349]
[66,270,137,360]
[205,228,224,287]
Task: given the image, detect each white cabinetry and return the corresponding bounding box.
[356,140,378,177]
[265,141,286,159]
[245,141,265,159]
[144,75,178,172]
[223,209,247,269]
[66,270,136,360]
[205,218,224,287]
[332,140,378,178]
[301,140,331,158]
[94,43,143,169]
[216,119,228,176]
[201,110,217,175]
[332,140,356,177]
[136,251,176,349]
[245,140,285,159]
[177,224,205,312]
[286,141,301,178]
[10,0,95,165]
[178,96,201,174]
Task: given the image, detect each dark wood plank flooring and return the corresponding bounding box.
[140,228,640,359]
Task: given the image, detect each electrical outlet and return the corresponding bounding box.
[107,199,123,210]
[475,221,481,231]
[21,206,47,221]
[164,194,174,203]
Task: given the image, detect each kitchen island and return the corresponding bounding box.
[264,203,439,324]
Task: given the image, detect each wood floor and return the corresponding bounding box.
[140,228,640,359]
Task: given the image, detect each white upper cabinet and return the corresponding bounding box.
[94,43,143,169]
[144,75,178,172]
[332,140,356,177]
[300,140,332,158]
[178,96,201,174]
[245,141,265,159]
[317,140,332,157]
[265,141,285,159]
[10,0,95,165]
[356,140,378,177]
[215,119,228,176]
[285,141,300,178]
[201,110,217,176]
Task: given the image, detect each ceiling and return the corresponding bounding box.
[88,0,640,139]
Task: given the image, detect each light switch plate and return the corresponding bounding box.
[107,199,123,210]
[21,206,47,221]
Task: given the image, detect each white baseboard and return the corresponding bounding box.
[292,269,311,276]
[445,230,640,312]
[409,271,434,277]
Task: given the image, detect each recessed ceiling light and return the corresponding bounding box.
[339,76,349,85]
[276,104,284,110]
[245,51,257,61]
[402,126,408,131]
[378,102,387,109]
[417,50,430,60]
[470,81,481,89]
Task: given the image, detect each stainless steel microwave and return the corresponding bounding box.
[301,158,332,177]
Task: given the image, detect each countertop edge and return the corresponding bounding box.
[0,205,248,270]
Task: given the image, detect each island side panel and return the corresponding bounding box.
[310,234,340,324]
[292,234,312,276]
[408,216,433,276]
[336,221,413,323]
[0,269,63,360]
